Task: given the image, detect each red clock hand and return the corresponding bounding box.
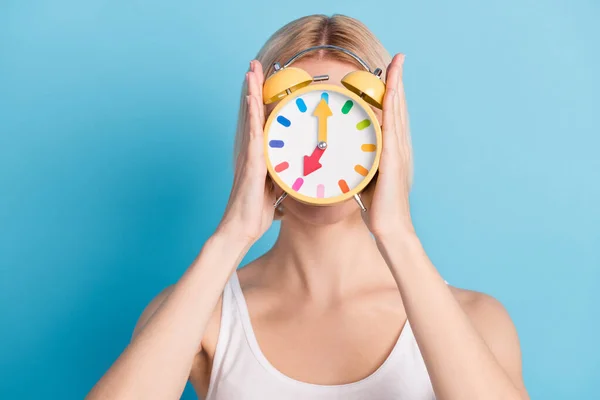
[303,146,325,176]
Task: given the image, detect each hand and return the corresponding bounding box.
[362,54,415,240]
[216,60,275,245]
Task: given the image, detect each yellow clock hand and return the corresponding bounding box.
[313,98,333,149]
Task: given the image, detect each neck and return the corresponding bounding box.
[263,212,394,302]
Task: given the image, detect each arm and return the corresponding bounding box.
[86,233,250,400]
[376,235,528,400]
[86,60,273,400]
[364,53,528,400]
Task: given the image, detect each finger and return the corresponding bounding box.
[249,61,266,123]
[392,90,407,161]
[396,78,410,150]
[385,54,404,95]
[248,92,263,139]
[247,69,260,100]
[381,87,401,166]
[392,80,412,189]
[245,72,259,138]
[251,60,265,88]
[382,85,396,135]
[247,71,264,124]
[395,59,408,134]
[383,54,403,139]
[247,95,266,172]
[391,58,410,157]
[386,54,406,131]
[251,60,266,122]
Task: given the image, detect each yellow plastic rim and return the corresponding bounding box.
[264,83,383,206]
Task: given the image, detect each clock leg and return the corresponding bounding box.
[354,193,367,212]
[273,192,288,209]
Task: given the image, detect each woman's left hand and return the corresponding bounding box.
[362,54,415,240]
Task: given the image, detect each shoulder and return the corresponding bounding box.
[450,286,517,339]
[132,285,175,339]
[451,287,508,319]
[449,286,526,392]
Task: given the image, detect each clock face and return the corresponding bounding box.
[264,84,382,205]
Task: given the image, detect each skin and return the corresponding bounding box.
[86,55,529,400]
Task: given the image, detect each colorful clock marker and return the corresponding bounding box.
[361,144,377,152]
[356,119,371,130]
[321,92,329,103]
[292,177,304,191]
[277,115,291,127]
[269,140,285,148]
[354,165,368,176]
[338,179,350,193]
[317,184,325,198]
[341,100,354,114]
[296,98,307,113]
[274,161,289,172]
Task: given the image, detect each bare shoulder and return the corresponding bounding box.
[449,286,527,395]
[449,286,518,338]
[132,285,176,339]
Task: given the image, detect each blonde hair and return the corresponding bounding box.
[234,14,413,214]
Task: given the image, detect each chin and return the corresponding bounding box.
[282,198,361,226]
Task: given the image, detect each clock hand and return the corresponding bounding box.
[303,146,325,176]
[313,98,333,149]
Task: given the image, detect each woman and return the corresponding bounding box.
[87,14,529,400]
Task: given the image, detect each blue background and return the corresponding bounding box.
[1,0,598,398]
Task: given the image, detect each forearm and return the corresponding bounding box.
[376,233,525,400]
[86,231,250,400]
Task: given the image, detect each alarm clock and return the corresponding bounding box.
[262,45,386,212]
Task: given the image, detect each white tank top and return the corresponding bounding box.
[205,271,436,399]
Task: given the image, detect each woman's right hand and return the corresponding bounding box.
[216,60,275,246]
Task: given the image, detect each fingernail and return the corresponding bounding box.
[250,60,254,71]
[246,72,249,81]
[246,95,250,105]
[400,54,406,64]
